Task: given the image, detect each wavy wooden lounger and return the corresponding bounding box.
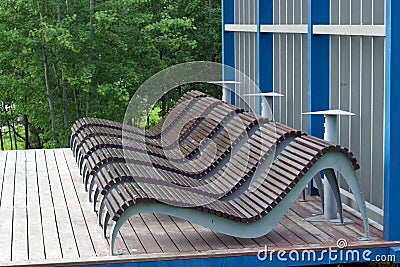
[81,110,269,192]
[69,91,369,256]
[72,96,222,158]
[88,122,301,212]
[70,90,207,146]
[71,90,207,158]
[76,101,247,177]
[98,135,369,255]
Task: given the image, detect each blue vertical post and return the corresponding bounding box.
[384,0,400,241]
[307,0,330,195]
[257,0,273,114]
[222,0,235,105]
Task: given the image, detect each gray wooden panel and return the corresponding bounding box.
[271,0,308,131]
[301,33,308,132]
[328,0,385,213]
[232,0,259,114]
[370,37,384,208]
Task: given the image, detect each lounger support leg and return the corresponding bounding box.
[323,169,344,223]
[93,188,100,211]
[103,212,110,238]
[312,173,324,210]
[88,177,96,202]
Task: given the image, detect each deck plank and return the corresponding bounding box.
[35,150,62,260]
[306,200,375,240]
[153,214,195,252]
[117,216,145,255]
[279,214,322,244]
[0,150,8,204]
[187,222,228,250]
[12,150,28,261]
[59,150,108,257]
[140,213,179,253]
[25,150,45,260]
[171,217,212,252]
[45,150,79,259]
[125,214,162,253]
[292,201,353,244]
[0,150,16,261]
[285,208,334,243]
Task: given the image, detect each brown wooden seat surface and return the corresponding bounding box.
[81,110,260,181]
[72,96,222,156]
[71,90,207,140]
[75,99,244,165]
[91,122,301,203]
[103,135,359,224]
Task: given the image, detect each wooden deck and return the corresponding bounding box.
[0,149,398,266]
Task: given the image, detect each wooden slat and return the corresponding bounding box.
[187,222,227,250]
[139,213,179,253]
[0,151,8,204]
[170,217,212,252]
[61,150,109,257]
[35,150,62,260]
[25,150,45,260]
[53,150,95,257]
[116,217,142,255]
[153,214,195,252]
[0,150,16,261]
[45,150,79,259]
[124,213,162,253]
[12,150,28,261]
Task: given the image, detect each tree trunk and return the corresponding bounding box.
[209,0,217,98]
[42,44,59,147]
[11,122,18,150]
[56,0,69,138]
[73,89,82,119]
[23,95,29,149]
[23,113,29,149]
[7,120,13,150]
[87,0,95,117]
[0,127,4,150]
[86,92,91,116]
[9,106,18,150]
[177,85,182,96]
[21,71,29,149]
[62,76,69,133]
[57,0,61,22]
[38,1,59,148]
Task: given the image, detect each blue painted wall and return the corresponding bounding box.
[384,0,400,241]
[222,0,236,105]
[306,0,330,196]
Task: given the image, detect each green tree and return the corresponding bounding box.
[0,0,221,149]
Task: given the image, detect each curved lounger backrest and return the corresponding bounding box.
[100,134,369,255]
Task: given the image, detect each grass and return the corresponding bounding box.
[0,127,25,150]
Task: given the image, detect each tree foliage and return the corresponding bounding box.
[0,0,221,149]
